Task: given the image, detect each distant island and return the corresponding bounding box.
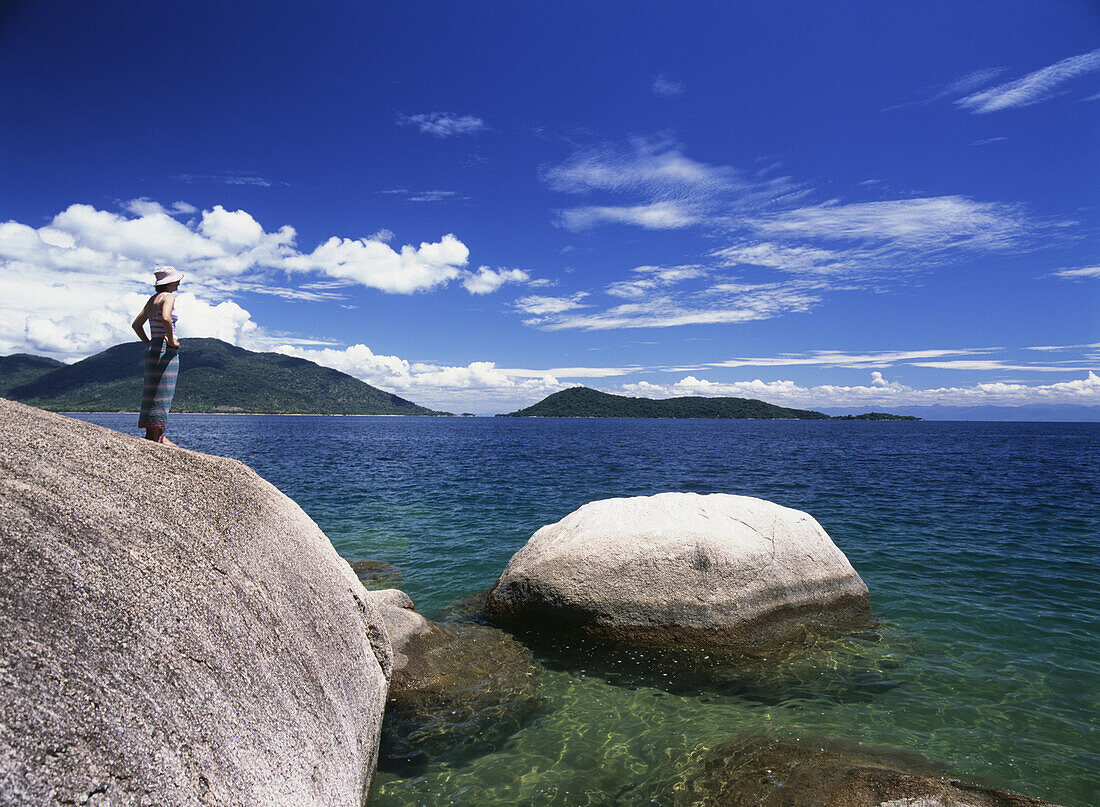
[499,387,920,420]
[0,339,449,416]
[830,412,922,421]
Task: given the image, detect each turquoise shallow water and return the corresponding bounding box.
[76,415,1099,805]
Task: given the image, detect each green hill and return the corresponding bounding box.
[499,386,830,419]
[0,354,65,396]
[499,387,920,420]
[1,338,447,415]
[831,411,921,421]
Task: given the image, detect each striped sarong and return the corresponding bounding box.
[138,339,179,428]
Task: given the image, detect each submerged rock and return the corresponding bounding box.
[369,589,542,772]
[509,620,906,703]
[368,587,434,672]
[672,735,1059,807]
[350,559,404,588]
[0,399,391,807]
[485,492,870,650]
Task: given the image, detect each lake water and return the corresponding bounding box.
[73,414,1099,806]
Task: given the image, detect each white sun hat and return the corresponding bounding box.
[154,265,185,286]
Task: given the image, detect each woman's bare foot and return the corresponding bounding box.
[158,434,178,447]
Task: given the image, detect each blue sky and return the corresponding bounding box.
[1,1,1097,412]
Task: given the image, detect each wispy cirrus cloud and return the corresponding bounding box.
[527,193,1045,333]
[711,242,865,276]
[543,136,737,196]
[174,173,273,187]
[1026,342,1100,352]
[247,284,349,303]
[537,134,1065,334]
[652,73,685,97]
[691,346,1098,375]
[396,111,489,137]
[516,258,824,331]
[543,139,1042,254]
[557,201,700,231]
[884,67,1006,111]
[379,189,468,203]
[704,347,998,370]
[529,282,821,331]
[1052,265,1100,280]
[909,360,1096,372]
[543,136,806,232]
[746,196,1031,251]
[956,48,1100,113]
[606,265,708,299]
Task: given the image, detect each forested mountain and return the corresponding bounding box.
[499,387,830,419]
[0,339,447,416]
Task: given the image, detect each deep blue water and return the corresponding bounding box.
[74,415,1099,806]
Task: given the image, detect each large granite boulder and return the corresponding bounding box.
[671,735,1060,807]
[367,589,542,773]
[485,492,870,649]
[0,399,392,807]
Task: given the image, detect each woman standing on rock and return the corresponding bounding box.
[132,266,183,446]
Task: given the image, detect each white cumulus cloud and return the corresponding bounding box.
[514,293,590,317]
[461,266,530,295]
[274,343,569,411]
[283,233,470,294]
[619,371,1100,408]
[199,205,266,247]
[0,200,511,360]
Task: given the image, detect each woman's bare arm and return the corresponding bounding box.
[159,293,180,348]
[132,298,151,343]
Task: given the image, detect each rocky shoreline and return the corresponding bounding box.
[0,398,390,806]
[0,400,1061,806]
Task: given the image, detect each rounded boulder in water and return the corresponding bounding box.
[485,492,870,650]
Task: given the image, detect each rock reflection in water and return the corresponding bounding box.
[504,618,910,707]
